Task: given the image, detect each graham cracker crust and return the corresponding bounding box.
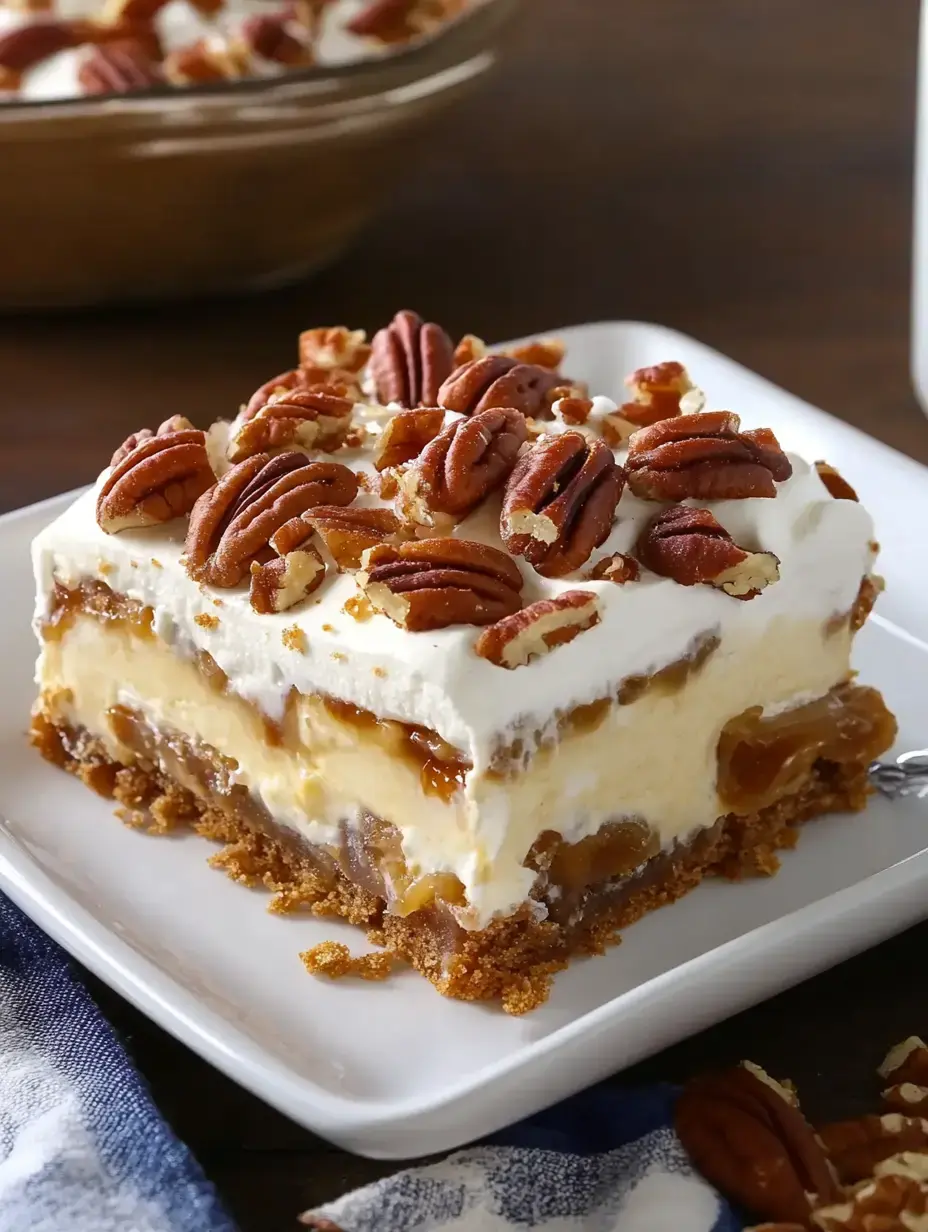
[31,709,877,1014]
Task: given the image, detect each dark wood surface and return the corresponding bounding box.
[4,1,928,1227]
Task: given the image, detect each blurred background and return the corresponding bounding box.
[2,0,926,1227]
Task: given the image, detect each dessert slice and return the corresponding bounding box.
[30,315,896,1012]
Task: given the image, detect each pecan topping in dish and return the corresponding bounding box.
[357,539,522,631]
[437,355,566,419]
[228,389,354,462]
[501,432,624,577]
[675,1063,841,1226]
[475,590,601,669]
[815,460,859,502]
[637,504,780,599]
[625,411,793,501]
[305,505,402,570]
[185,452,357,586]
[369,310,455,409]
[78,38,164,92]
[398,406,527,523]
[620,361,703,428]
[96,429,214,534]
[372,407,445,471]
[588,552,640,584]
[110,415,195,468]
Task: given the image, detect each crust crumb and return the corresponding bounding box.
[195,612,220,630]
[300,940,396,982]
[151,558,163,568]
[282,625,307,652]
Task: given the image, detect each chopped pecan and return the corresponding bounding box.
[110,415,195,467]
[372,407,445,471]
[475,590,600,669]
[553,395,594,425]
[884,1086,928,1117]
[625,411,793,500]
[620,361,703,428]
[438,355,566,419]
[345,0,459,42]
[229,389,354,462]
[880,1038,928,1086]
[298,326,370,375]
[501,433,624,577]
[818,1114,928,1184]
[97,429,214,534]
[675,1063,841,1225]
[816,460,859,501]
[503,338,565,370]
[588,552,639,584]
[813,1170,928,1231]
[369,310,455,408]
[399,406,527,523]
[305,505,402,569]
[452,334,487,367]
[357,539,522,632]
[250,544,325,614]
[163,37,249,84]
[850,574,883,631]
[236,12,312,64]
[78,37,163,93]
[637,505,780,599]
[185,452,357,586]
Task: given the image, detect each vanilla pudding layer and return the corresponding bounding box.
[35,598,857,924]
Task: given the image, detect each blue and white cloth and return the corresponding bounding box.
[1,892,739,1232]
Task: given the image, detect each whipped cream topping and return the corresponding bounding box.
[32,399,877,774]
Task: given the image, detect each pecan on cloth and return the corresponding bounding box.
[228,389,354,462]
[369,310,455,408]
[357,539,522,631]
[437,355,566,420]
[398,406,527,524]
[500,432,624,577]
[475,590,601,669]
[675,1062,842,1225]
[637,504,779,599]
[185,452,357,586]
[625,410,792,501]
[96,428,213,534]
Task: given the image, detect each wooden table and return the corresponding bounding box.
[4,0,927,1226]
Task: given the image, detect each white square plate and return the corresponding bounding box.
[2,321,927,1160]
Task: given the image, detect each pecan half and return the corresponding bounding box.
[815,460,859,501]
[305,505,402,569]
[369,310,455,408]
[78,38,163,93]
[475,590,601,669]
[500,433,624,577]
[97,429,214,534]
[250,545,325,614]
[637,505,780,599]
[298,326,370,375]
[185,452,357,586]
[357,539,522,631]
[110,415,195,467]
[620,360,703,428]
[229,389,354,462]
[625,411,793,501]
[438,355,566,420]
[818,1114,928,1184]
[588,552,639,584]
[675,1063,841,1225]
[372,407,445,471]
[399,406,527,523]
[237,12,313,64]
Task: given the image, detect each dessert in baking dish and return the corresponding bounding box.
[30,313,896,1011]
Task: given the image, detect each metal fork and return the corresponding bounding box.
[869,750,928,799]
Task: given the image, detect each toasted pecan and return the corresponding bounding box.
[372,407,445,471]
[369,310,455,408]
[357,538,522,631]
[637,504,780,599]
[185,452,356,586]
[78,37,164,93]
[475,590,600,669]
[814,1169,928,1231]
[815,460,859,502]
[818,1114,928,1185]
[438,355,566,420]
[110,415,195,467]
[588,552,640,584]
[298,325,370,376]
[620,361,703,427]
[96,429,213,534]
[250,544,326,614]
[229,389,354,462]
[625,411,792,501]
[500,432,624,577]
[237,12,313,64]
[305,505,402,569]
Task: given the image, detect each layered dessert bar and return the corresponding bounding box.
[30,313,897,1012]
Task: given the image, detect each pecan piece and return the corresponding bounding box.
[675,1063,841,1225]
[229,389,354,462]
[241,368,304,420]
[236,12,313,64]
[399,406,527,523]
[588,552,639,584]
[503,337,566,371]
[185,452,357,586]
[78,38,164,93]
[372,407,445,471]
[438,355,566,420]
[814,1169,928,1231]
[637,505,780,599]
[96,429,214,534]
[500,433,624,577]
[110,415,195,467]
[299,326,370,376]
[452,334,487,367]
[0,20,83,76]
[815,460,859,502]
[305,505,402,570]
[162,37,249,84]
[880,1038,928,1086]
[250,545,325,614]
[884,1086,928,1117]
[369,310,455,408]
[345,0,457,42]
[818,1114,928,1185]
[625,411,792,500]
[357,539,522,632]
[475,590,600,669]
[620,360,704,428]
